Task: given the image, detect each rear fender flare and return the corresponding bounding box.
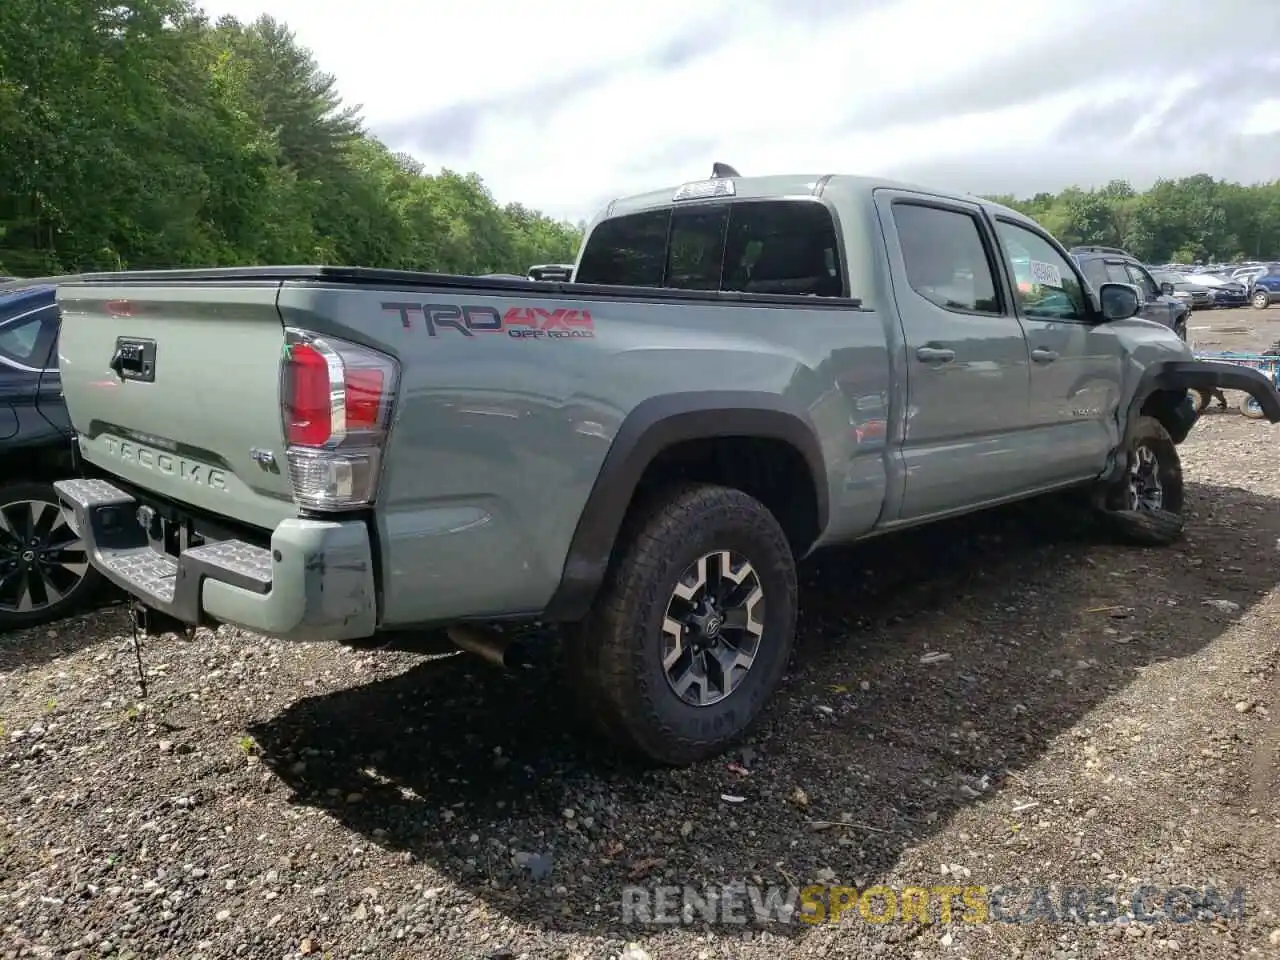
[540,391,829,622]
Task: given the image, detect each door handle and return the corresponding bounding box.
[915,346,955,363]
[1031,347,1059,363]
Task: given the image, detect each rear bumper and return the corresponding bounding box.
[52,478,377,642]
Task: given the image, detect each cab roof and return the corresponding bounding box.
[596,170,1036,228]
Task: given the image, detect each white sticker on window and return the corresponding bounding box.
[1029,259,1063,288]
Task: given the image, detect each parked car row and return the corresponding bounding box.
[1070,245,1280,321]
[1153,260,1280,310]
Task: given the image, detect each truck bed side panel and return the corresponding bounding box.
[276,284,891,626]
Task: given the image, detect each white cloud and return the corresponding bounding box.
[201,0,1280,222]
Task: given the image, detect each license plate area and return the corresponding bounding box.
[137,503,205,559]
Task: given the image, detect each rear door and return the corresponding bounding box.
[989,217,1122,482]
[55,280,296,531]
[873,191,1034,519]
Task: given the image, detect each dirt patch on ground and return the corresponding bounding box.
[3,310,1280,960]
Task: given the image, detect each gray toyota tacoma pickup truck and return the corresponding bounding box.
[51,170,1280,766]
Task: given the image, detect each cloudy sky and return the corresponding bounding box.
[203,0,1280,224]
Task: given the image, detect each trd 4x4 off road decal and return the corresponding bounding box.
[382,302,595,339]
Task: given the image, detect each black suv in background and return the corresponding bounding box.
[0,278,103,630]
[1070,245,1190,340]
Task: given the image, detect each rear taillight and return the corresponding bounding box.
[280,329,399,511]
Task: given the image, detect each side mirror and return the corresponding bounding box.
[1098,282,1141,321]
[1160,281,1175,295]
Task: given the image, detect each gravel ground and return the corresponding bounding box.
[4,309,1280,960]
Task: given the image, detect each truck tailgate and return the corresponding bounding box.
[56,281,297,531]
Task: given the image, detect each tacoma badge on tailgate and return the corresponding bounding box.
[102,436,228,490]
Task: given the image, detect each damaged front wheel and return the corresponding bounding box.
[1094,415,1185,546]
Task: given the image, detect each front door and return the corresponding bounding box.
[873,191,1033,521]
[989,218,1123,484]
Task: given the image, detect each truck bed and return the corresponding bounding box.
[60,265,864,309]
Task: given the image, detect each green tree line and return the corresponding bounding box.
[985,175,1280,265]
[0,0,583,276]
[2,1,1276,277]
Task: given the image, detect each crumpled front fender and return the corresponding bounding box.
[1134,359,1280,425]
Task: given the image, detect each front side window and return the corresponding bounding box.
[573,200,844,296]
[891,202,1001,315]
[994,221,1089,321]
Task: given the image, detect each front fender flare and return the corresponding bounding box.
[1131,359,1280,426]
[540,391,829,622]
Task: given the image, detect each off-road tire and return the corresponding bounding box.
[0,481,104,631]
[1094,415,1185,546]
[564,483,798,766]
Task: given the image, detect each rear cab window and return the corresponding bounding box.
[575,200,845,297]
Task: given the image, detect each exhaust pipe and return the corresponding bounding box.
[446,624,529,669]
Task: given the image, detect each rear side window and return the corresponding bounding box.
[891,202,1000,314]
[1080,259,1109,291]
[0,308,57,369]
[574,200,844,297]
[1104,262,1131,284]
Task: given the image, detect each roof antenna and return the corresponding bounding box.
[711,162,740,179]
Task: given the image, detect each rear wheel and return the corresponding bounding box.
[1093,416,1185,546]
[0,481,103,631]
[1242,395,1266,419]
[565,483,797,766]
